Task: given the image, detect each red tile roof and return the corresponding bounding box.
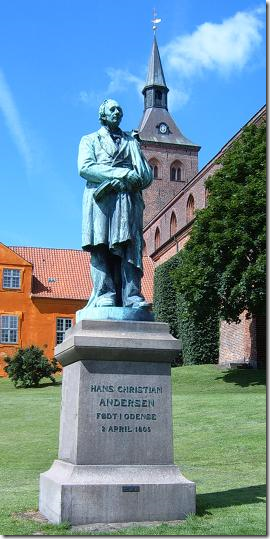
[10,246,154,302]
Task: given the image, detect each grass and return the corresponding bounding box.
[0,365,266,535]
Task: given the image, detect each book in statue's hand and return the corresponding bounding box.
[93,179,114,202]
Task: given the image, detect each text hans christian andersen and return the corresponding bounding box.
[90,384,163,433]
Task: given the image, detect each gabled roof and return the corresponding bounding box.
[9,246,154,302]
[0,242,32,267]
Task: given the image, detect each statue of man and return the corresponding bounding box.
[78,99,153,309]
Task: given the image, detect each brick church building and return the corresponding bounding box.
[139,36,266,369]
[138,36,200,226]
[0,36,265,374]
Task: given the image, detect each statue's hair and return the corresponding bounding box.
[98,99,123,125]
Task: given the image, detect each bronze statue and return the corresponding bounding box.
[78,99,153,309]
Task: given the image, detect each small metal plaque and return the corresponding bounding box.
[122,485,140,492]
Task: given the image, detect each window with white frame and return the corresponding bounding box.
[0,315,19,343]
[3,269,21,289]
[56,318,72,345]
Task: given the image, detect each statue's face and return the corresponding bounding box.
[103,100,123,129]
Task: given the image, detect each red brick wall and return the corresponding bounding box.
[144,163,220,258]
[219,313,257,367]
[142,106,266,368]
[143,106,266,259]
[142,142,198,226]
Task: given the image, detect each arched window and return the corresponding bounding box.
[149,158,160,180]
[170,161,182,182]
[154,227,160,250]
[186,194,195,223]
[170,212,177,237]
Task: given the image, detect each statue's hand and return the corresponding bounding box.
[126,170,142,190]
[111,179,125,192]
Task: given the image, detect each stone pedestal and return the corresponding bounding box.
[39,319,196,525]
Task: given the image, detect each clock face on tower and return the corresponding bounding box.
[159,123,168,134]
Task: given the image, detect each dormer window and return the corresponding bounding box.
[3,269,21,289]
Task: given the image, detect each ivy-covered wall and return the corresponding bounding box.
[153,253,219,364]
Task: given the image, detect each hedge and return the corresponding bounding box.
[153,253,219,365]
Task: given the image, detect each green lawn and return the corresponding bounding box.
[0,365,266,535]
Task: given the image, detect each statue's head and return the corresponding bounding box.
[99,99,123,129]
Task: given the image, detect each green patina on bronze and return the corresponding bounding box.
[78,99,153,310]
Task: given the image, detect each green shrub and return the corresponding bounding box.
[153,253,219,365]
[153,253,181,339]
[176,294,219,364]
[153,253,182,366]
[4,345,61,388]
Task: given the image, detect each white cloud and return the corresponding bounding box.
[168,87,189,111]
[106,68,144,97]
[162,7,265,78]
[0,69,32,170]
[78,90,104,107]
[78,69,144,107]
[78,6,265,113]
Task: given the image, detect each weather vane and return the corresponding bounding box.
[152,8,161,33]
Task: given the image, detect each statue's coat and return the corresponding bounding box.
[78,126,153,272]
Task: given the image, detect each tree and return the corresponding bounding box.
[4,345,61,388]
[173,121,266,323]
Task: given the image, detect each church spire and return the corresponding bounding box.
[142,35,169,111]
[145,35,167,89]
[138,27,199,149]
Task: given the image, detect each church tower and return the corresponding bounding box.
[138,35,200,226]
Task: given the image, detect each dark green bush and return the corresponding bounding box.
[153,253,182,366]
[4,345,61,388]
[153,253,219,365]
[176,294,219,364]
[153,253,181,339]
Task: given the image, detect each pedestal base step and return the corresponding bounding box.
[72,518,185,533]
[39,460,196,525]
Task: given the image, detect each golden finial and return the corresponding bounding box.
[152,8,161,33]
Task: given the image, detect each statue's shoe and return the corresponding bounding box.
[96,298,116,307]
[131,300,152,309]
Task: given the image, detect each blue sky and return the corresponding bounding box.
[0,0,266,249]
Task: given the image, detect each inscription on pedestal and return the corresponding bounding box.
[91,383,162,434]
[58,359,174,465]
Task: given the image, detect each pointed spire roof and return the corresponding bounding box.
[138,35,200,149]
[145,35,168,89]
